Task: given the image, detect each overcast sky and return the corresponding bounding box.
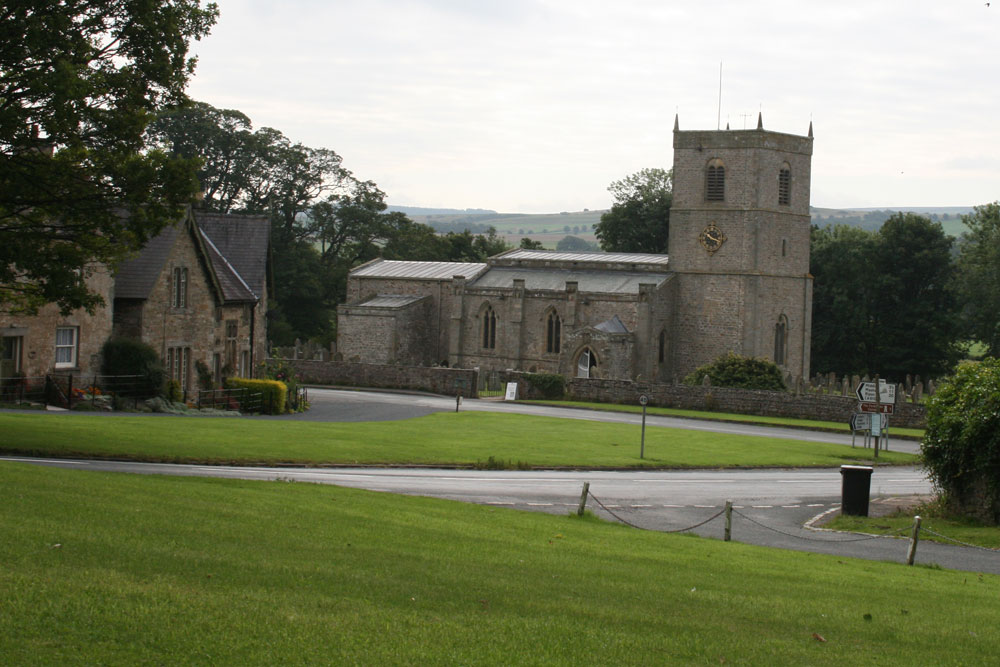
[186,0,999,214]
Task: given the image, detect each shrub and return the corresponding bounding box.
[682,352,786,391]
[921,358,1000,524]
[100,338,165,398]
[524,373,566,399]
[195,359,214,391]
[164,379,182,403]
[226,377,287,415]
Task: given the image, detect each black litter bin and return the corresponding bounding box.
[840,465,874,516]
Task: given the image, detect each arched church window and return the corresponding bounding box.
[658,329,667,364]
[576,347,598,378]
[546,311,561,354]
[706,159,725,202]
[774,315,788,366]
[482,305,497,349]
[778,163,791,206]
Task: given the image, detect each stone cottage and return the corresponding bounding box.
[0,208,270,392]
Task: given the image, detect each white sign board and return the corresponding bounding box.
[849,413,889,432]
[855,380,896,404]
[504,382,518,401]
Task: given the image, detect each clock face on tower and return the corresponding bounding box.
[699,224,726,254]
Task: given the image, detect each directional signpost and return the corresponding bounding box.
[855,377,894,457]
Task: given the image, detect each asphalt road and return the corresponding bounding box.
[7,388,998,573]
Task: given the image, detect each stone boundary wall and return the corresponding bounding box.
[501,371,927,429]
[270,360,927,428]
[272,359,476,398]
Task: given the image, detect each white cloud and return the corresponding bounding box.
[187,0,1000,212]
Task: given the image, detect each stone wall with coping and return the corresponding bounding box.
[274,359,476,397]
[270,359,927,428]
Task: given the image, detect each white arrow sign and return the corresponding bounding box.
[855,380,895,404]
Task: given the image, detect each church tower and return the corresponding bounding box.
[667,114,814,380]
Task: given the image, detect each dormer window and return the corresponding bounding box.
[706,159,725,201]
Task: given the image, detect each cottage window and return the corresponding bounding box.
[225,320,238,370]
[482,306,496,350]
[706,159,725,202]
[166,346,191,392]
[778,164,791,206]
[546,312,561,354]
[54,326,79,368]
[172,267,188,308]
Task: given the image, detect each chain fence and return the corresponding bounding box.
[583,488,999,563]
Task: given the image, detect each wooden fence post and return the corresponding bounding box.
[724,500,733,542]
[906,515,922,566]
[577,482,590,516]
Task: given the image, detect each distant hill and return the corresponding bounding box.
[386,204,977,247]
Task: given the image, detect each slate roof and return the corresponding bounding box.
[496,249,670,266]
[113,225,181,299]
[355,295,426,309]
[196,212,270,301]
[114,210,270,304]
[593,314,629,334]
[351,259,487,281]
[470,267,670,294]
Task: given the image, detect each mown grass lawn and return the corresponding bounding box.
[1,462,997,665]
[0,411,916,468]
[533,399,927,440]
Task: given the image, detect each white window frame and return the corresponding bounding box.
[55,326,79,369]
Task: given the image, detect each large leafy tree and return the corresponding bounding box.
[594,167,672,253]
[0,0,218,314]
[810,214,961,379]
[955,202,1000,356]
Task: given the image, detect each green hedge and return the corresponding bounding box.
[524,373,566,399]
[226,378,288,415]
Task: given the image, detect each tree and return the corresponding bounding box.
[1,0,218,314]
[555,235,595,252]
[810,214,961,379]
[594,168,672,253]
[956,202,1000,356]
[922,359,1000,524]
[519,238,545,250]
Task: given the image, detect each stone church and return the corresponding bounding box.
[337,114,814,382]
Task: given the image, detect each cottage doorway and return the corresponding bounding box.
[1,335,22,379]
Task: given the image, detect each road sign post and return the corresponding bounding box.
[639,394,648,459]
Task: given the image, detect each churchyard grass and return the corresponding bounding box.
[2,461,997,665]
[0,411,915,468]
[535,399,927,439]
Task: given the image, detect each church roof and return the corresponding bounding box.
[351,259,487,281]
[470,267,670,294]
[355,295,426,308]
[593,315,629,334]
[497,249,670,266]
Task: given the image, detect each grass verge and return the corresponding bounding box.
[529,399,926,439]
[1,461,998,664]
[0,411,916,468]
[827,501,1000,550]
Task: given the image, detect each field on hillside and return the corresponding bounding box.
[4,461,999,664]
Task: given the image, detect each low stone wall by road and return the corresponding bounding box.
[272,359,475,398]
[270,360,927,429]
